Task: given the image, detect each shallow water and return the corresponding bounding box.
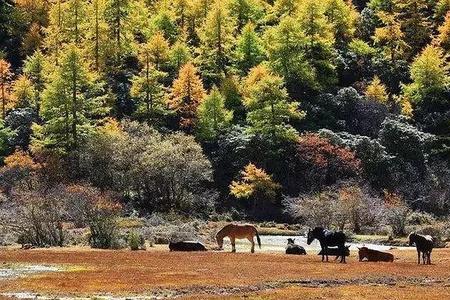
[223,235,411,253]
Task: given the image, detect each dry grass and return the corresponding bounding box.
[1,247,450,298]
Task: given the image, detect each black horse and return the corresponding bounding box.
[307,227,347,263]
[409,232,433,265]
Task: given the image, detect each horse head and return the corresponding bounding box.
[287,238,295,245]
[306,228,314,245]
[408,232,416,246]
[215,231,224,249]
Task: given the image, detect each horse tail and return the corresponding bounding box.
[255,227,261,249]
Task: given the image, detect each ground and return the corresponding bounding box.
[1,247,449,299]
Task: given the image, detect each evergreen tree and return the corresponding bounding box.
[197,1,236,83]
[197,86,232,140]
[131,43,167,124]
[324,0,358,45]
[12,74,35,108]
[169,62,206,131]
[365,76,389,104]
[234,22,264,75]
[263,17,314,95]
[84,0,110,71]
[402,45,449,104]
[38,44,107,151]
[23,50,46,114]
[243,65,304,140]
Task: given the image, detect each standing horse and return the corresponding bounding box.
[216,224,261,253]
[307,227,347,263]
[409,232,433,265]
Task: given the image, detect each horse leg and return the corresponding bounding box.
[422,252,426,265]
[325,246,329,262]
[248,236,255,253]
[427,252,431,265]
[230,237,236,253]
[417,251,420,264]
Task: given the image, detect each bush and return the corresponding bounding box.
[89,214,122,249]
[407,211,436,225]
[127,230,145,250]
[13,190,67,247]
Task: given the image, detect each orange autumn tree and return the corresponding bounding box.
[169,62,206,131]
[0,149,42,195]
[0,59,15,119]
[230,163,281,216]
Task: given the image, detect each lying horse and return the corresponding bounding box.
[409,232,433,265]
[286,238,306,255]
[307,227,347,263]
[358,247,394,262]
[216,224,261,253]
[169,241,207,252]
[318,245,350,260]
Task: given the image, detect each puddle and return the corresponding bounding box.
[0,264,61,279]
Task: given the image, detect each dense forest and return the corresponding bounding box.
[0,0,449,245]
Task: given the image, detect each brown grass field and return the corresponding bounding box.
[1,247,450,299]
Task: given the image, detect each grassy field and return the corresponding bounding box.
[1,247,450,299]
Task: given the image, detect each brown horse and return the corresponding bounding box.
[216,224,261,253]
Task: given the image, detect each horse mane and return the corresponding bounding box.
[216,224,232,239]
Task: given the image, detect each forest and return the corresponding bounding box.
[0,0,449,248]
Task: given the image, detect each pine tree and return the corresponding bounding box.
[235,22,264,74]
[39,44,106,151]
[374,11,408,62]
[196,86,232,140]
[402,45,449,103]
[131,42,167,123]
[436,12,450,51]
[146,31,170,71]
[365,76,389,104]
[228,0,265,31]
[324,0,358,44]
[105,0,133,60]
[243,65,304,140]
[197,1,236,82]
[169,62,206,131]
[169,39,191,72]
[393,0,431,60]
[84,0,110,71]
[12,75,35,108]
[263,17,314,93]
[23,50,46,114]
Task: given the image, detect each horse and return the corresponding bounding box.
[318,245,350,260]
[216,224,261,253]
[286,238,307,255]
[409,232,433,265]
[358,247,394,262]
[307,227,347,263]
[169,241,207,252]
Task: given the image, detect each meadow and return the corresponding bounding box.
[1,246,450,299]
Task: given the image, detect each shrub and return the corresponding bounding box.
[407,211,436,225]
[384,192,411,236]
[13,190,67,247]
[127,230,145,250]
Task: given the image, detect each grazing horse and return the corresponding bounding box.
[409,232,433,265]
[307,227,347,263]
[286,238,307,255]
[216,224,261,253]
